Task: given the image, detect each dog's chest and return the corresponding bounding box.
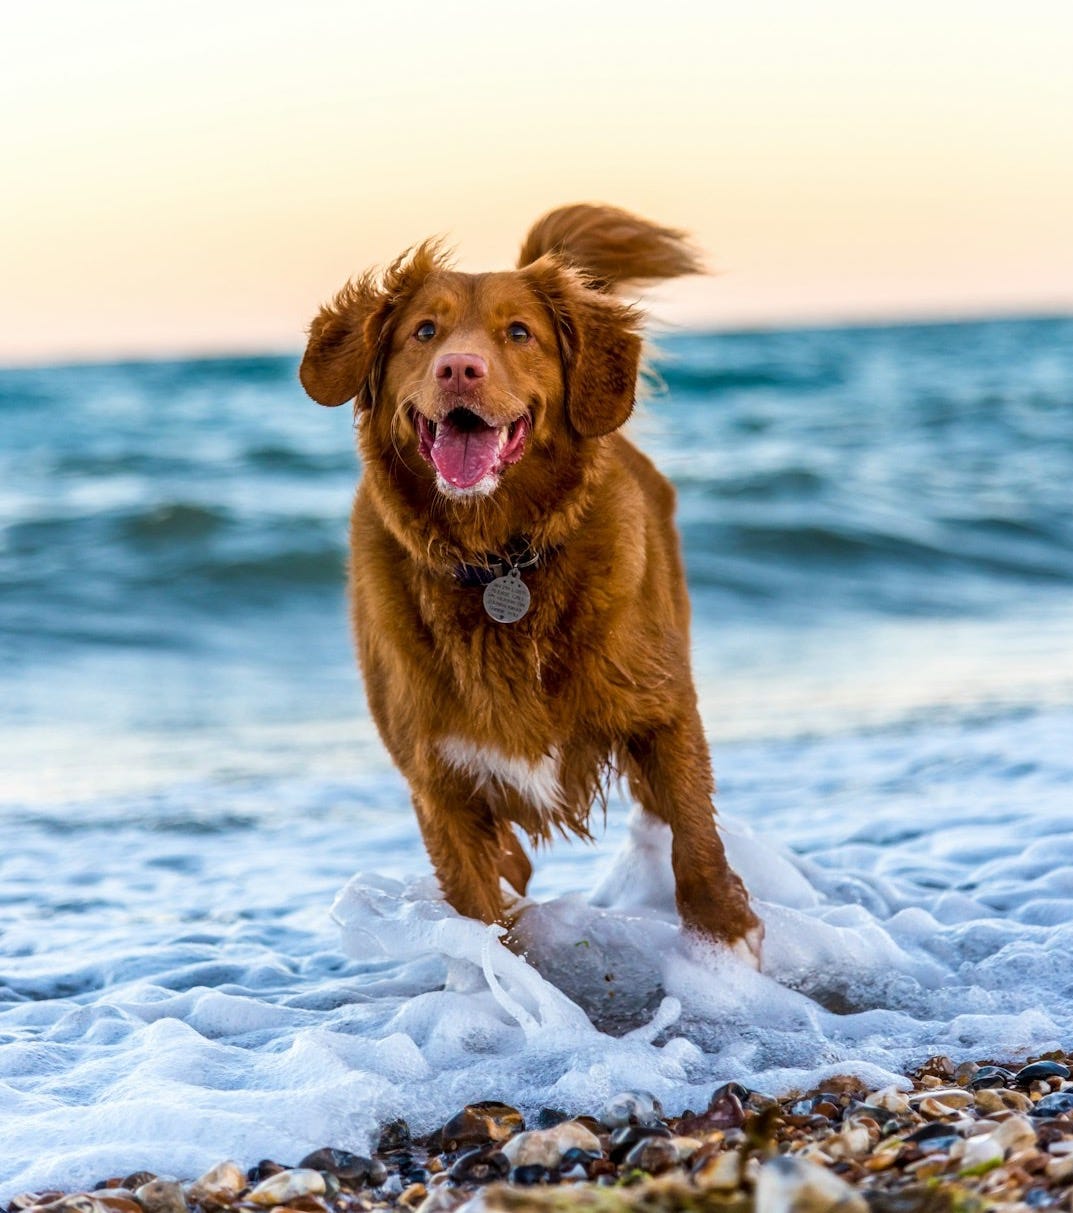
[438,736,563,817]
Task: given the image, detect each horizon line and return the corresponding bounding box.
[2,305,1070,374]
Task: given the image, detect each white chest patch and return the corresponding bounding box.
[439,736,563,817]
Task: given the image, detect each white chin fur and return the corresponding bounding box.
[436,471,500,499]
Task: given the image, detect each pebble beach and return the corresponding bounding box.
[12,1055,1073,1213]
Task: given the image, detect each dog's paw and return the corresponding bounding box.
[729,921,765,971]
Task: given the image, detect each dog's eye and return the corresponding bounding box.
[506,322,531,344]
[414,321,437,342]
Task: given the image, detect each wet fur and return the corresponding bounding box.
[300,203,762,958]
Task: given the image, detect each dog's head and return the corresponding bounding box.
[301,253,644,503]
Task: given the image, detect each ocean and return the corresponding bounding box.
[1,316,1072,1194]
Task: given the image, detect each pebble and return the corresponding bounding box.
[976,1087,1034,1114]
[1045,1152,1073,1182]
[246,1169,326,1206]
[132,1179,187,1213]
[867,1086,911,1114]
[447,1147,510,1185]
[16,1052,1073,1213]
[298,1150,386,1185]
[993,1115,1040,1155]
[692,1147,743,1190]
[438,1102,523,1151]
[910,1086,974,1110]
[622,1136,679,1175]
[676,1091,745,1134]
[36,1199,113,1213]
[1016,1062,1071,1088]
[121,1174,157,1191]
[608,1124,671,1164]
[96,1197,141,1213]
[599,1090,663,1128]
[1031,1091,1073,1117]
[972,1065,1016,1090]
[185,1161,246,1208]
[507,1164,548,1185]
[500,1120,602,1168]
[377,1120,412,1153]
[754,1154,868,1213]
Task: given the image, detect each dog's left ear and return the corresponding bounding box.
[299,271,390,409]
[524,258,643,438]
[564,289,643,438]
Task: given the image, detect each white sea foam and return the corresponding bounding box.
[0,707,1071,1197]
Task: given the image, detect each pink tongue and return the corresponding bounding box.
[430,418,502,488]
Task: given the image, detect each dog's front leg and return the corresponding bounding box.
[626,712,763,965]
[410,773,510,927]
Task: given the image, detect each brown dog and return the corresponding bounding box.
[300,204,762,963]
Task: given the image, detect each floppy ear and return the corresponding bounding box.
[299,271,389,408]
[300,240,449,409]
[565,290,643,437]
[524,256,643,438]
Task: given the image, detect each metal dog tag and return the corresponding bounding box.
[483,568,530,623]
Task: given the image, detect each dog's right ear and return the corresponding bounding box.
[299,271,390,409]
[300,240,448,409]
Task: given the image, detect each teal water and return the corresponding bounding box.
[0,316,1071,1194]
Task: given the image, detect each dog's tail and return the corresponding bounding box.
[517,202,702,292]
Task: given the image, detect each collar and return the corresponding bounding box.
[451,537,542,587]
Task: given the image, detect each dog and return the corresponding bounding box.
[300,203,762,964]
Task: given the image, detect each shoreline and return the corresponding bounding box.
[10,1052,1072,1213]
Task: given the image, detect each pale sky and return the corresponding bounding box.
[2,0,1071,363]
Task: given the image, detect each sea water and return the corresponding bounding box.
[1,317,1072,1194]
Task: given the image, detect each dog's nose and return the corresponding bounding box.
[434,353,487,394]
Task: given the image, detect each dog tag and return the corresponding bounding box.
[483,568,530,623]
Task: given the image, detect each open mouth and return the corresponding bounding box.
[415,407,530,491]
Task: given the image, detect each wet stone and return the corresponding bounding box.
[246,1170,326,1207]
[710,1082,751,1105]
[622,1136,679,1176]
[917,1055,957,1082]
[502,1122,602,1170]
[534,1108,568,1129]
[1031,1092,1073,1117]
[972,1064,1016,1089]
[95,1199,140,1213]
[1017,1062,1072,1088]
[905,1121,960,1145]
[599,1090,663,1129]
[439,1102,523,1151]
[297,1151,384,1186]
[845,1101,896,1126]
[447,1147,510,1185]
[246,1163,287,1184]
[608,1124,670,1164]
[133,1180,188,1213]
[508,1165,549,1186]
[36,1199,112,1213]
[376,1120,412,1154]
[185,1162,247,1209]
[119,1176,156,1193]
[677,1092,745,1135]
[755,1155,868,1213]
[977,1088,1033,1115]
[558,1148,601,1173]
[397,1184,426,1210]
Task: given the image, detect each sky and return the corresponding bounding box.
[2,0,1071,363]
